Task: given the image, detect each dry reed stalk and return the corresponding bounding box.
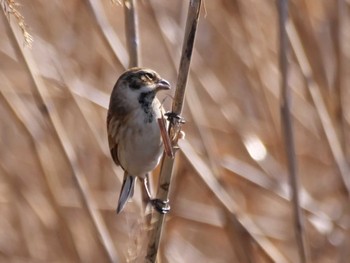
[179,140,289,263]
[286,19,350,196]
[123,0,139,68]
[86,0,128,68]
[1,0,33,46]
[146,3,286,260]
[149,1,346,262]
[145,1,201,262]
[53,62,120,175]
[2,9,120,263]
[278,1,309,262]
[185,86,255,263]
[0,73,81,261]
[124,12,297,260]
[209,11,320,138]
[221,155,345,231]
[335,0,348,160]
[233,1,281,147]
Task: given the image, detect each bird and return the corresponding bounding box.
[107,67,171,214]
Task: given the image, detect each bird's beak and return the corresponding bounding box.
[155,79,171,92]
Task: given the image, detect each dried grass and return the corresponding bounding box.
[0,0,349,262]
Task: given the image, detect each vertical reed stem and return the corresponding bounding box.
[145,1,202,262]
[124,0,139,68]
[278,1,309,262]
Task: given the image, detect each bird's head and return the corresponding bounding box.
[113,67,171,107]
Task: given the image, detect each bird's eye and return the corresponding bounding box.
[144,72,155,81]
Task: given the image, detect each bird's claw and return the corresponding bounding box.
[150,199,170,214]
[165,112,185,125]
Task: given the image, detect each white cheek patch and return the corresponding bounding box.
[139,85,155,93]
[119,86,140,105]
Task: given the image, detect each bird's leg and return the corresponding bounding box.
[164,111,185,126]
[143,175,170,214]
[164,112,185,149]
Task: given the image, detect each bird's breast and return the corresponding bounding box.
[118,104,164,177]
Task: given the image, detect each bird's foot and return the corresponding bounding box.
[165,112,185,125]
[150,198,170,214]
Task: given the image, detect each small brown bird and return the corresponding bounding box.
[107,67,171,214]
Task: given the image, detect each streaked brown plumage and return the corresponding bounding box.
[107,67,170,213]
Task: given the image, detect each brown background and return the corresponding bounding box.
[0,0,350,262]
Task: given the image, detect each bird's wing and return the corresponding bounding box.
[107,111,121,166]
[108,107,136,213]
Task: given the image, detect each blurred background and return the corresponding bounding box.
[1,0,350,262]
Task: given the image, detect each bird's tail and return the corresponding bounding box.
[116,172,136,213]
